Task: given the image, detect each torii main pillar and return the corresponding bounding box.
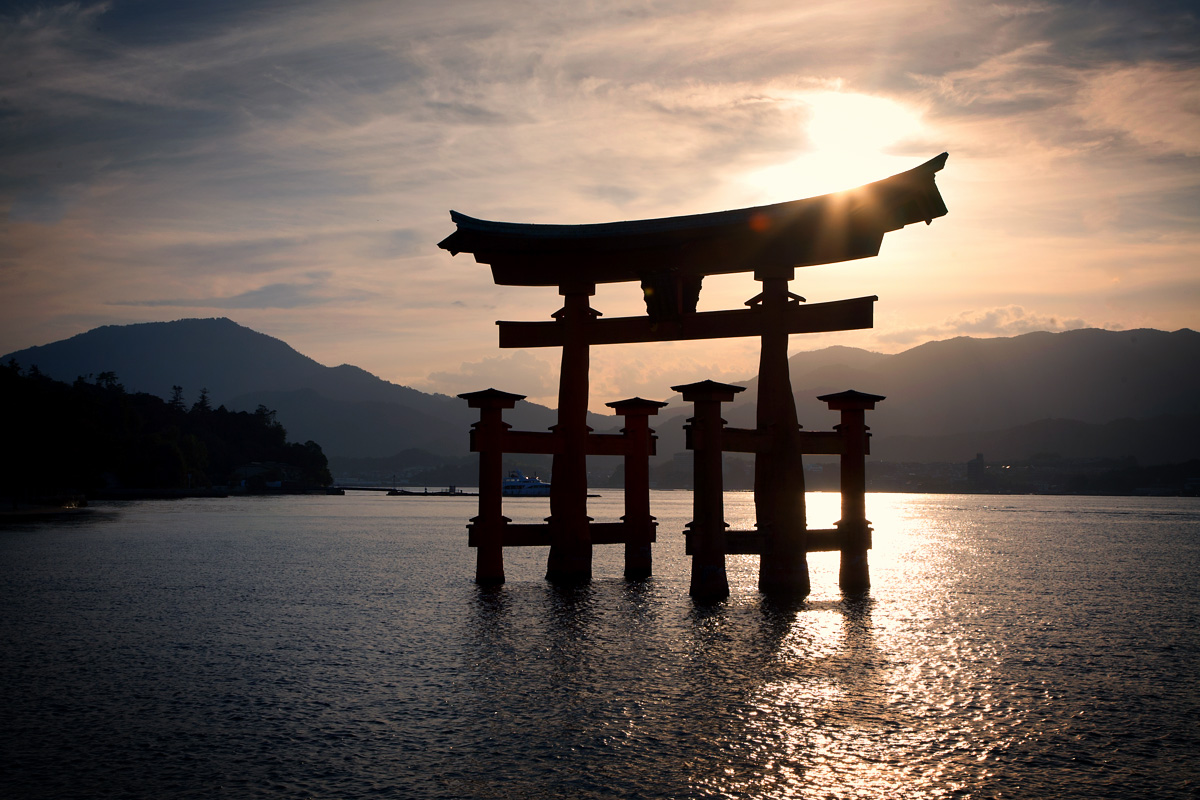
[545,283,596,583]
[753,270,810,595]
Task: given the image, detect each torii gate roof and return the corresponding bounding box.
[439,153,948,286]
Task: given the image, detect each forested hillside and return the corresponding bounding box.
[2,361,331,503]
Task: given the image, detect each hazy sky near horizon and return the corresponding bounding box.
[2,0,1198,410]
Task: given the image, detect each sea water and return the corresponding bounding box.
[2,492,1198,799]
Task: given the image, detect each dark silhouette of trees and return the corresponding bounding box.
[2,363,331,501]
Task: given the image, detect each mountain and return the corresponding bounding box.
[650,328,1200,466]
[6,320,1198,469]
[834,328,1200,436]
[724,328,1199,434]
[1,318,605,460]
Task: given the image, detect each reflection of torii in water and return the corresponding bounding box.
[441,153,949,598]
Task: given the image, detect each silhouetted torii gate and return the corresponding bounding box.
[440,153,949,598]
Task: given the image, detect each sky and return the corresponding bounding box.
[2,0,1198,411]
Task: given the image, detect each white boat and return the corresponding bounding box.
[502,470,551,497]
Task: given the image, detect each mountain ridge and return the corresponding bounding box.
[2,317,591,458]
[5,319,1197,467]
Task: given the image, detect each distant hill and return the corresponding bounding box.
[1,318,603,459]
[2,365,332,498]
[725,328,1200,434]
[649,328,1200,466]
[823,328,1200,436]
[6,320,1198,469]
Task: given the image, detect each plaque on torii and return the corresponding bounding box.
[441,153,948,596]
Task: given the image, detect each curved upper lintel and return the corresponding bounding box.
[438,153,948,287]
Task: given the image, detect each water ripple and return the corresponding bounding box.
[1,493,1197,798]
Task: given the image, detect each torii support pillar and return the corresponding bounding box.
[606,397,669,580]
[546,283,597,584]
[459,388,525,585]
[752,270,810,597]
[674,380,745,601]
[819,390,885,594]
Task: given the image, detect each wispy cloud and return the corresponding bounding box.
[1079,64,1200,157]
[417,350,559,398]
[110,274,371,310]
[878,305,1100,345]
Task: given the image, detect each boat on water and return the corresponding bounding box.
[502,470,551,497]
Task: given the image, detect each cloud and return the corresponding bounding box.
[1079,64,1200,157]
[6,189,68,224]
[416,350,559,398]
[151,236,322,275]
[141,229,423,274]
[361,229,421,259]
[907,0,1200,162]
[110,275,370,309]
[878,305,1097,345]
[424,100,511,124]
[588,343,760,406]
[580,184,641,206]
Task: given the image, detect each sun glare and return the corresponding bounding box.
[742,91,927,200]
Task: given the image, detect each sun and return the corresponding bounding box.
[741,90,927,200]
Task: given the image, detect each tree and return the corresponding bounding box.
[192,387,211,414]
[96,371,124,392]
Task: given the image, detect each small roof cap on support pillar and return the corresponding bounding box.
[458,388,527,409]
[817,389,886,410]
[671,380,747,403]
[606,397,669,415]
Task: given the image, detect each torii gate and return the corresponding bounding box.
[440,153,948,598]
